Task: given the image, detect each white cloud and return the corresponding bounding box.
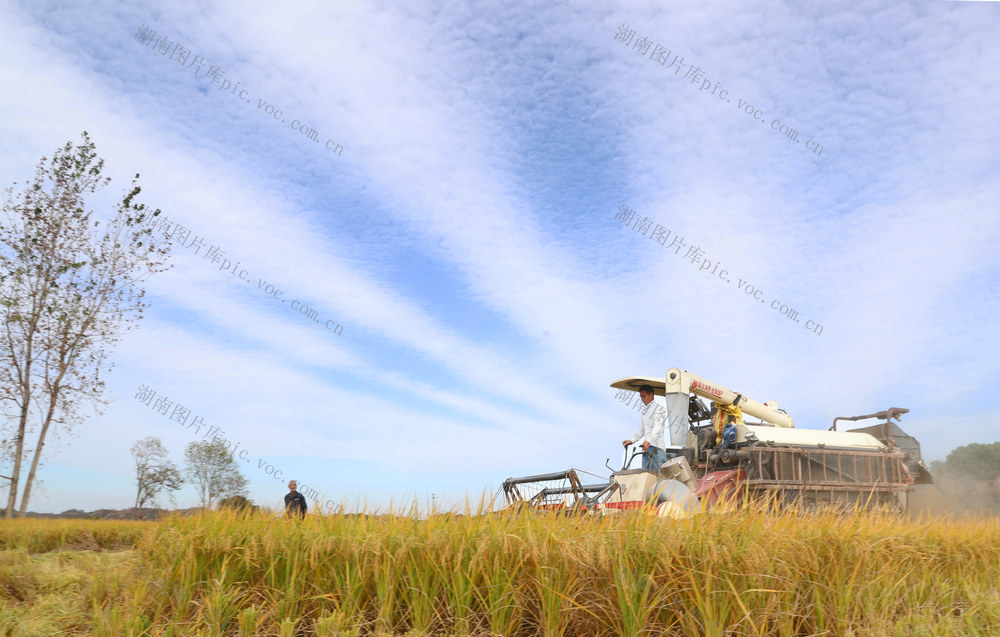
[2,0,998,512]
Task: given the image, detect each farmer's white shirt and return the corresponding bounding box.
[632,400,667,450]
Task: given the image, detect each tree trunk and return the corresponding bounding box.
[17,400,53,516]
[19,295,101,516]
[4,420,24,518]
[5,378,31,518]
[3,217,53,518]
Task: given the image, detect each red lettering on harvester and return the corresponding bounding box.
[692,380,723,397]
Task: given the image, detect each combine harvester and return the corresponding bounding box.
[500,368,936,516]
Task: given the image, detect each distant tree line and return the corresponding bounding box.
[930,442,1000,480]
[930,442,1000,511]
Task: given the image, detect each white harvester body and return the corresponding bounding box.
[500,366,932,514]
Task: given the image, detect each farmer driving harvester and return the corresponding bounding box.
[622,385,678,471]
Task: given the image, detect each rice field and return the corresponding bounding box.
[0,506,997,636]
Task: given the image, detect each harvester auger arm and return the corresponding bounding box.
[829,407,910,431]
[662,368,794,428]
[610,369,793,428]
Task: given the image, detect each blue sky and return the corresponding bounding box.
[0,0,998,514]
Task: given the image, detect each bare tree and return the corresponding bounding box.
[131,436,182,511]
[0,132,171,517]
[184,439,249,509]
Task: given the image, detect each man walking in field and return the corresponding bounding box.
[284,480,307,519]
[622,385,669,472]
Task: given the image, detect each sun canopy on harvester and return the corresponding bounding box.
[609,376,669,395]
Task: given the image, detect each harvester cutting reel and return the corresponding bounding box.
[499,469,620,513]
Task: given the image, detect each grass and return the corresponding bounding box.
[0,506,996,636]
